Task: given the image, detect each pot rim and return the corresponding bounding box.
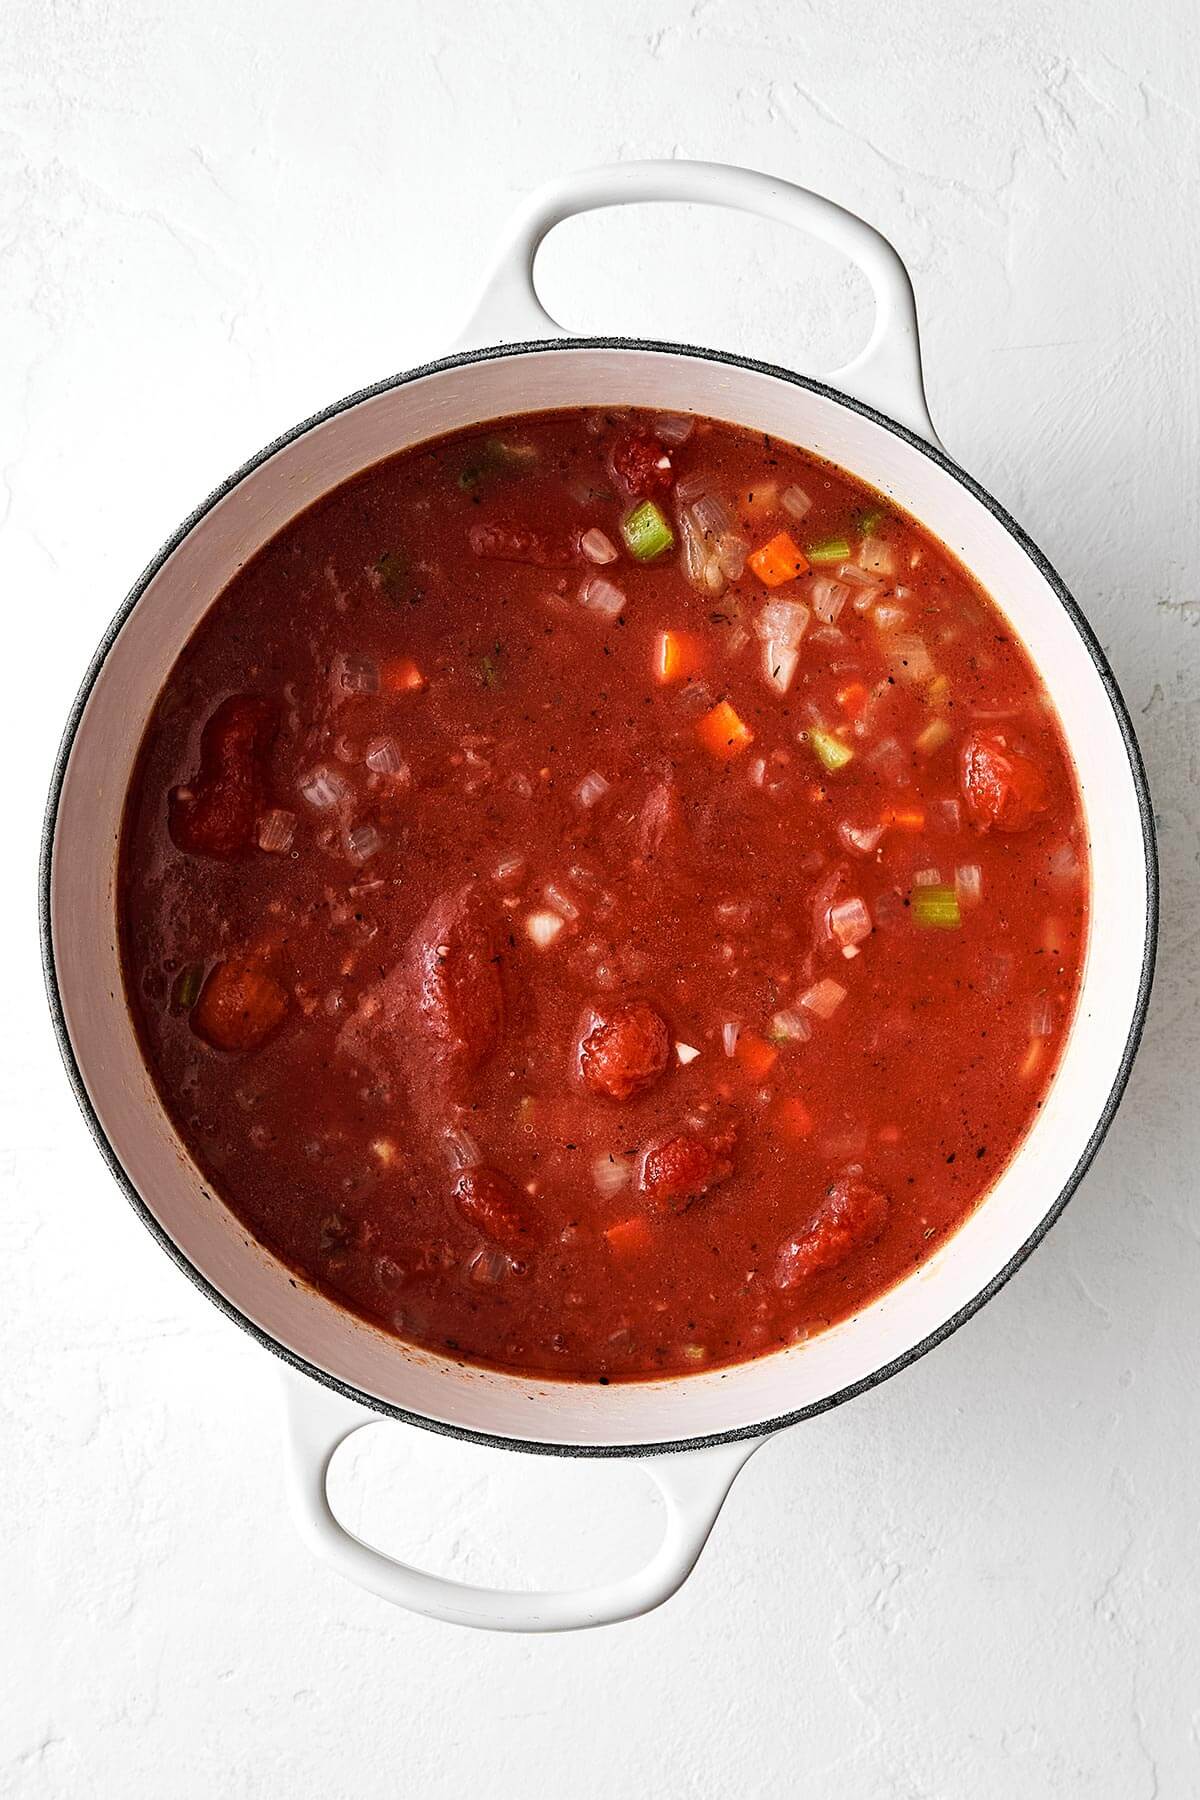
[39,335,1159,1459]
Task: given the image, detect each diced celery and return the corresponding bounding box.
[912,884,962,929]
[809,727,855,772]
[621,500,675,562]
[806,535,852,565]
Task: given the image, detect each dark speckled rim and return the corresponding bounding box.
[39,337,1159,1459]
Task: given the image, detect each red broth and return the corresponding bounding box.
[118,409,1088,1380]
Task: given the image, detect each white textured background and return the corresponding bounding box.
[4,2,1198,1794]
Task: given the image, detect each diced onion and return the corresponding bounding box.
[715,533,749,580]
[345,822,383,864]
[770,1008,811,1042]
[810,577,850,625]
[1031,995,1055,1037]
[257,808,295,853]
[675,1042,701,1064]
[543,883,579,921]
[755,599,810,649]
[526,910,565,947]
[593,1153,631,1198]
[888,634,935,683]
[955,863,983,906]
[579,574,626,618]
[780,483,812,521]
[466,1247,519,1286]
[800,978,846,1020]
[838,820,883,856]
[493,854,526,886]
[574,770,611,809]
[935,796,962,831]
[838,562,878,588]
[722,1020,741,1057]
[365,736,406,776]
[913,867,942,887]
[581,527,618,565]
[300,766,349,809]
[747,757,766,789]
[1048,840,1081,884]
[507,771,534,800]
[762,639,799,696]
[336,653,380,695]
[692,492,733,539]
[829,896,872,947]
[675,469,715,503]
[443,1124,481,1169]
[652,412,695,445]
[678,507,709,585]
[872,603,909,632]
[859,536,896,576]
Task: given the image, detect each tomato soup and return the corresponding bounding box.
[118,408,1088,1380]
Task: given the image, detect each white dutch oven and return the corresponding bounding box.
[41,162,1156,1632]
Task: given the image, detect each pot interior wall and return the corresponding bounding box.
[49,345,1150,1447]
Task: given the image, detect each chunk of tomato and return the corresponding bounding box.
[960,729,1048,832]
[580,1001,671,1102]
[453,1166,540,1251]
[774,1174,889,1286]
[610,429,673,497]
[640,1128,736,1211]
[169,694,278,860]
[191,958,288,1052]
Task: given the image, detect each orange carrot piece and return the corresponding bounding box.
[605,1215,653,1256]
[381,656,425,694]
[836,680,869,719]
[654,629,705,685]
[696,700,754,760]
[881,804,926,832]
[735,1030,778,1079]
[748,531,810,589]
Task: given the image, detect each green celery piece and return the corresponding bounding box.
[621,500,674,562]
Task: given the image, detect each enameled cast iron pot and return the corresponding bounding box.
[41,162,1157,1631]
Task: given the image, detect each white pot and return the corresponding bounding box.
[41,162,1156,1632]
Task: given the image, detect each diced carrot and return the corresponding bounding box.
[381,656,425,694]
[748,530,810,588]
[836,680,869,719]
[735,1031,778,1079]
[654,629,706,685]
[772,1096,814,1139]
[881,805,926,832]
[605,1215,653,1256]
[696,700,754,760]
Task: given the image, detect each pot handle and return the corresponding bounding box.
[283,1372,767,1632]
[454,159,937,444]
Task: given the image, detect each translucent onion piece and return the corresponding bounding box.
[771,1008,811,1042]
[747,757,766,789]
[543,882,579,922]
[829,896,872,947]
[755,598,810,648]
[703,557,726,594]
[935,796,963,831]
[1048,840,1080,884]
[955,863,983,906]
[810,577,850,625]
[492,854,526,886]
[466,1246,519,1286]
[345,822,383,864]
[679,507,708,585]
[692,492,733,539]
[652,412,695,445]
[780,483,812,521]
[507,771,534,800]
[838,819,883,857]
[300,766,349,809]
[913,867,942,887]
[579,574,626,618]
[799,978,847,1020]
[526,910,565,947]
[1031,994,1055,1037]
[336,653,380,695]
[573,770,611,809]
[675,469,714,503]
[722,1019,742,1057]
[257,808,295,853]
[837,562,878,588]
[859,535,896,576]
[715,533,749,581]
[581,527,618,565]
[593,1153,631,1199]
[443,1125,481,1169]
[762,639,799,696]
[888,634,935,683]
[675,1041,701,1064]
[365,736,405,776]
[872,603,909,632]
